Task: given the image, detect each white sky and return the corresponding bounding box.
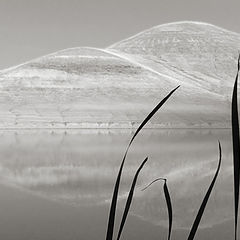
[0,0,239,69]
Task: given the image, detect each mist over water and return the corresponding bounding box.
[0,129,234,239]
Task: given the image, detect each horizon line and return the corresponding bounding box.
[1,20,239,72]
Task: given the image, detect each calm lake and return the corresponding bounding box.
[0,129,236,240]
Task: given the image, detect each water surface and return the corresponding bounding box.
[0,129,235,239]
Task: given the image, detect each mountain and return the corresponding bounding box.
[109,21,240,96]
[0,21,240,129]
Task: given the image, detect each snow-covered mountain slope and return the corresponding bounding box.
[0,21,239,128]
[0,47,179,128]
[109,21,240,97]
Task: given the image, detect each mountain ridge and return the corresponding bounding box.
[2,21,239,73]
[0,21,239,129]
[108,21,240,49]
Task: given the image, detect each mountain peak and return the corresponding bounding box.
[150,21,233,31]
[108,21,240,89]
[109,21,239,50]
[1,22,240,128]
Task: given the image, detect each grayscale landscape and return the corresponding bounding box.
[0,20,239,240]
[0,129,234,240]
[1,21,240,129]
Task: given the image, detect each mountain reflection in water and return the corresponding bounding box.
[0,129,233,230]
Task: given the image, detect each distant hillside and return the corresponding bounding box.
[109,21,240,96]
[0,21,240,128]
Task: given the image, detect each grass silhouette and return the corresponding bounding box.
[186,141,222,240]
[105,86,180,240]
[232,53,240,240]
[142,178,172,240]
[105,55,240,240]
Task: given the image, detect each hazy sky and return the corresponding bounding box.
[0,0,239,69]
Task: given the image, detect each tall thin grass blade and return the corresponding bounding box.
[116,157,148,240]
[106,86,180,240]
[164,180,173,240]
[232,53,240,240]
[142,178,172,240]
[187,141,222,240]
